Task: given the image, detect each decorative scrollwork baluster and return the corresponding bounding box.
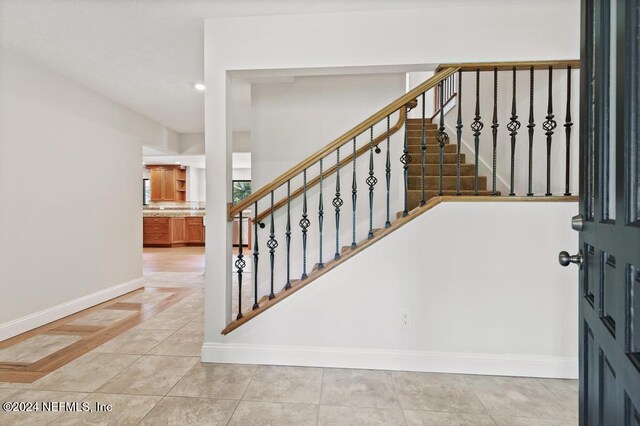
[507,67,521,196]
[456,70,463,195]
[351,137,357,248]
[437,81,449,196]
[367,127,377,239]
[235,210,245,320]
[252,202,259,310]
[564,66,573,196]
[300,170,310,279]
[470,69,484,195]
[491,68,499,195]
[400,105,412,216]
[267,191,278,299]
[421,92,426,206]
[527,66,535,196]
[318,159,324,269]
[333,149,343,259]
[543,66,557,196]
[284,180,291,289]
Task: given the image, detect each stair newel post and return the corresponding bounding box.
[300,169,309,279]
[318,159,324,269]
[471,69,484,195]
[508,67,521,196]
[351,137,357,248]
[333,148,343,259]
[455,70,463,195]
[491,68,499,195]
[234,210,245,320]
[543,66,557,196]
[267,191,277,299]
[385,115,392,227]
[284,180,292,289]
[367,126,377,239]
[437,81,448,196]
[564,66,573,196]
[401,105,411,216]
[420,92,426,206]
[252,202,260,310]
[527,66,535,196]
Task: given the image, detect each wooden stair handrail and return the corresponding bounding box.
[253,107,410,223]
[436,59,580,73]
[227,67,460,220]
[430,93,457,121]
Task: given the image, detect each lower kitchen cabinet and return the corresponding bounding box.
[143,216,204,247]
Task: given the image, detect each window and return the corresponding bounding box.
[232,180,251,204]
[143,178,150,205]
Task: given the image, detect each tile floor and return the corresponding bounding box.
[0,257,578,425]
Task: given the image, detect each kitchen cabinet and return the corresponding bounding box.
[143,216,204,247]
[146,165,186,202]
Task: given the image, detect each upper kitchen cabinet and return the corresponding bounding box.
[146,165,186,202]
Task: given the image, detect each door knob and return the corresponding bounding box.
[559,250,583,268]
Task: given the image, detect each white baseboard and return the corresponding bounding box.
[202,342,578,379]
[0,277,144,342]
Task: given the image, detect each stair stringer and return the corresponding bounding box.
[206,199,579,379]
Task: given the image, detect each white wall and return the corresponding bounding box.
[204,2,581,344]
[0,51,160,338]
[180,133,205,155]
[204,201,579,379]
[188,166,207,202]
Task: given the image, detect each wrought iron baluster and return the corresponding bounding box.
[543,66,557,196]
[507,67,521,196]
[284,180,291,289]
[252,202,259,310]
[420,92,426,206]
[351,137,357,248]
[456,70,463,195]
[234,210,245,320]
[471,69,484,195]
[437,81,449,196]
[367,127,377,238]
[564,66,573,196]
[333,149,343,258]
[491,68,499,195]
[267,191,278,299]
[318,159,324,269]
[400,105,411,216]
[527,66,535,196]
[385,116,392,227]
[300,170,310,279]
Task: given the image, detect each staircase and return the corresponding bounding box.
[223,60,579,334]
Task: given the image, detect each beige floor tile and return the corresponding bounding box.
[93,328,175,355]
[464,375,575,420]
[318,405,406,425]
[68,309,135,326]
[228,400,318,426]
[492,416,575,425]
[0,389,87,426]
[146,329,203,357]
[404,409,496,425]
[51,393,161,425]
[31,352,139,392]
[0,334,81,363]
[135,310,198,330]
[169,363,256,399]
[0,388,18,399]
[243,365,323,404]
[321,368,400,409]
[140,396,238,425]
[180,315,204,331]
[124,290,173,304]
[97,355,198,396]
[393,371,486,413]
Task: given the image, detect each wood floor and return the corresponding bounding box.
[0,247,205,383]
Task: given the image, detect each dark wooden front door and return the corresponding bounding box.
[576,0,640,423]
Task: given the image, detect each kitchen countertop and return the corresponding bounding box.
[143,209,205,218]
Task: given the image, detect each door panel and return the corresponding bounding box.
[579,0,640,424]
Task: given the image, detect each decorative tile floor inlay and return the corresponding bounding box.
[0,282,194,383]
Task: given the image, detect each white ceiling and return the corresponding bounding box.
[0,0,555,134]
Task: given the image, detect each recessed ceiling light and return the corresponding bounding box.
[193,82,206,91]
[174,161,181,164]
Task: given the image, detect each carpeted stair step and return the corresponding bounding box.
[408,144,457,154]
[408,175,486,191]
[408,163,476,176]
